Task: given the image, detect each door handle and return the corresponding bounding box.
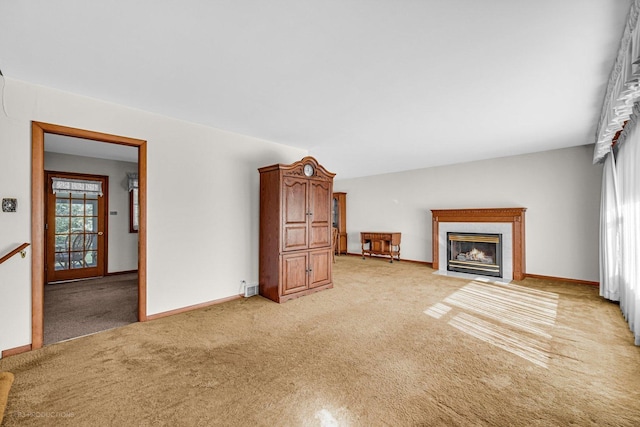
[98,232,104,236]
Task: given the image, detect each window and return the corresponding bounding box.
[128,173,139,233]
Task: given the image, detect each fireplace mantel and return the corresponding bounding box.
[431,208,526,280]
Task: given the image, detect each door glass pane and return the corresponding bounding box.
[55,217,70,233]
[85,199,97,216]
[70,251,85,269]
[56,198,70,215]
[71,199,85,216]
[70,233,85,250]
[84,217,97,232]
[55,234,69,251]
[71,217,84,231]
[85,251,97,268]
[55,252,69,271]
[85,234,97,250]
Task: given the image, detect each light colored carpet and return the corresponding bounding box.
[44,274,138,345]
[1,257,639,426]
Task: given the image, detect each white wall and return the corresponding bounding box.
[333,145,602,282]
[0,78,306,355]
[44,152,139,273]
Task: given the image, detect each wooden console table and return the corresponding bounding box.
[361,232,401,263]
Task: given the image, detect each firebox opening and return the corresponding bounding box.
[447,232,502,278]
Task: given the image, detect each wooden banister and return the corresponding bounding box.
[0,243,30,265]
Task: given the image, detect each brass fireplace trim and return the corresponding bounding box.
[431,208,526,280]
[448,234,501,244]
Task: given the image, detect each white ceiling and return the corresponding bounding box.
[0,1,631,179]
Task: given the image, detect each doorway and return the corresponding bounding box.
[31,122,147,349]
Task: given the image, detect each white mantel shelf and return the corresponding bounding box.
[431,208,527,281]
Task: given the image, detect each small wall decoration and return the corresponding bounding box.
[2,198,17,212]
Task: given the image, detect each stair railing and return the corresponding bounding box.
[0,243,30,265]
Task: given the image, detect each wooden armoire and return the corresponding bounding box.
[258,156,335,303]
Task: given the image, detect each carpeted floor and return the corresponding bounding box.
[1,257,639,426]
[0,372,13,425]
[44,274,138,345]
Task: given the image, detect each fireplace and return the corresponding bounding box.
[447,232,502,278]
[431,208,526,281]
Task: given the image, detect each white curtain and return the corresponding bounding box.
[599,149,620,301]
[127,172,138,192]
[615,118,640,345]
[594,0,640,163]
[52,177,103,196]
[595,0,640,345]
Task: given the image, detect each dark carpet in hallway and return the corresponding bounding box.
[44,274,137,345]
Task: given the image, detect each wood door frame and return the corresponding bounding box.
[31,121,148,349]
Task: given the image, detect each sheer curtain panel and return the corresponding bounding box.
[595,0,640,345]
[599,150,620,301]
[613,117,640,345]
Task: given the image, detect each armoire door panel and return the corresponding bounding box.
[309,249,332,288]
[283,177,309,250]
[309,180,332,248]
[283,226,307,251]
[282,253,308,295]
[283,178,308,224]
[309,225,329,248]
[310,181,331,223]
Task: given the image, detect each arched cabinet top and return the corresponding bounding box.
[258,156,335,181]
